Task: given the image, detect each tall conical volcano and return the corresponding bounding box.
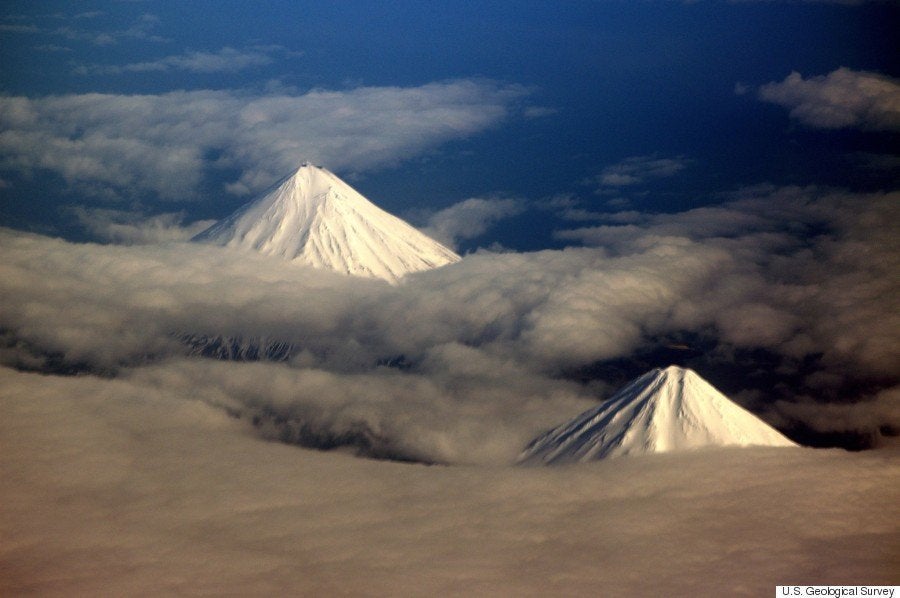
[518,366,797,464]
[193,163,460,283]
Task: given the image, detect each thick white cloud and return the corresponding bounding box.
[1,366,897,594]
[759,67,900,130]
[557,186,900,378]
[126,355,592,465]
[0,185,898,593]
[0,81,528,200]
[0,186,897,458]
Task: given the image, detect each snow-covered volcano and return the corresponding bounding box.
[518,366,797,464]
[193,163,460,283]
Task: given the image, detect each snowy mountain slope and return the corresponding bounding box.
[518,365,797,464]
[193,163,460,283]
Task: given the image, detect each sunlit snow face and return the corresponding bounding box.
[192,164,460,283]
[518,366,798,465]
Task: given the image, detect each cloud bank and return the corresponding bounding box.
[1,185,897,462]
[759,67,900,130]
[2,367,897,594]
[0,80,528,201]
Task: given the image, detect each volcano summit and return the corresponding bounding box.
[518,366,797,464]
[194,163,460,283]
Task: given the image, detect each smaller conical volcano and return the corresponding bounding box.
[193,163,460,283]
[518,366,797,464]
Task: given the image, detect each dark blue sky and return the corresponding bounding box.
[1,0,898,250]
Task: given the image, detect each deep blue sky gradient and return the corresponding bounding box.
[1,0,898,250]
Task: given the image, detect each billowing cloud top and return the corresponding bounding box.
[2,185,897,464]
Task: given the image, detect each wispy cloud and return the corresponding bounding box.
[74,46,293,75]
[0,80,528,201]
[592,155,691,189]
[758,67,900,131]
[33,43,72,52]
[0,23,41,33]
[420,197,523,249]
[522,106,558,119]
[67,207,216,245]
[1,13,167,46]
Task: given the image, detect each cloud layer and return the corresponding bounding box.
[759,67,900,130]
[2,366,897,594]
[1,185,897,462]
[0,80,527,201]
